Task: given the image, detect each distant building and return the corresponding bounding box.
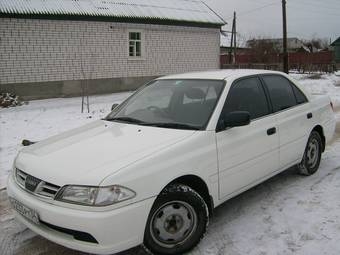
[247,37,305,53]
[0,0,225,99]
[330,37,340,63]
[220,32,250,55]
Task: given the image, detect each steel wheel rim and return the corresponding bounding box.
[150,201,198,248]
[306,138,319,168]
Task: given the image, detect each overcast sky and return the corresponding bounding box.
[205,0,339,42]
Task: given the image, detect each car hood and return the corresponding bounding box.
[15,120,195,186]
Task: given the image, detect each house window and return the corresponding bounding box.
[129,32,142,57]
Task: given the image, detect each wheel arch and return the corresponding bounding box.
[312,125,325,152]
[162,175,214,216]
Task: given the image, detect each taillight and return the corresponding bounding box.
[330,101,334,111]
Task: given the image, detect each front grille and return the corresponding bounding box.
[15,168,61,199]
[25,175,42,192]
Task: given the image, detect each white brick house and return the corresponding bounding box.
[0,0,225,99]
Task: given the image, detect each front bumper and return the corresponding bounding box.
[7,174,155,254]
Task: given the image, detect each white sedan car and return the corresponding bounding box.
[7,70,335,255]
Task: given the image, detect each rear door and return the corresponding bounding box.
[216,76,280,199]
[261,74,310,169]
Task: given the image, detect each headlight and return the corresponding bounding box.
[56,185,136,206]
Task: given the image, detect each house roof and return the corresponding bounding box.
[331,37,340,46]
[0,0,226,27]
[247,37,302,44]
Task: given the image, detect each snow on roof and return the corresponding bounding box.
[331,37,340,46]
[0,0,225,25]
[301,45,311,53]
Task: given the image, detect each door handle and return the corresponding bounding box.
[307,112,313,119]
[267,127,276,136]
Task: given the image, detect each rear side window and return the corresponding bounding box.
[223,77,270,120]
[262,75,297,112]
[292,84,308,104]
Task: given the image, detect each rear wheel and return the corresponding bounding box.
[144,184,208,255]
[297,131,322,176]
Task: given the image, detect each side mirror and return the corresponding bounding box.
[223,111,251,128]
[111,103,119,111]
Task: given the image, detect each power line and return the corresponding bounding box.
[243,0,278,6]
[238,2,279,16]
[289,0,340,13]
[224,1,280,21]
[289,15,340,21]
[307,0,340,5]
[287,6,340,17]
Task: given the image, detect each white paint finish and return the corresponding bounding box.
[16,120,195,186]
[157,69,285,81]
[216,114,279,199]
[99,131,220,209]
[6,70,337,254]
[276,104,311,169]
[7,175,155,254]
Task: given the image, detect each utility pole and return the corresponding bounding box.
[229,19,234,64]
[282,0,289,73]
[233,12,237,65]
[229,12,237,64]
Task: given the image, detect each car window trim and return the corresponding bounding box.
[203,79,227,130]
[290,81,309,104]
[216,75,271,132]
[215,74,310,133]
[157,79,226,130]
[259,73,300,113]
[107,78,226,131]
[105,80,154,120]
[259,74,309,115]
[260,74,297,111]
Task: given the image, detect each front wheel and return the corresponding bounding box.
[297,131,322,176]
[144,184,209,255]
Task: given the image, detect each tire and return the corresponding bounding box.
[143,184,209,255]
[297,131,322,176]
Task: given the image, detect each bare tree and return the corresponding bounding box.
[247,36,280,63]
[303,37,329,52]
[79,33,96,113]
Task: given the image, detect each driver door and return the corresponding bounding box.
[216,76,279,200]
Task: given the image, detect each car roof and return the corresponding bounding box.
[157,69,284,81]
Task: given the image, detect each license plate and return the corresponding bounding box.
[9,197,40,225]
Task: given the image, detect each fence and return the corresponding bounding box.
[221,51,336,73]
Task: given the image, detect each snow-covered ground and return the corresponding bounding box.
[0,92,132,190]
[291,73,340,112]
[1,73,340,255]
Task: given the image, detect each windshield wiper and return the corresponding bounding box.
[105,118,200,130]
[105,116,145,124]
[141,122,200,130]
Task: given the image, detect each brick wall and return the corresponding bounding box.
[0,18,220,85]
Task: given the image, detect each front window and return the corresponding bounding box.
[106,79,225,130]
[129,32,142,57]
[222,77,270,120]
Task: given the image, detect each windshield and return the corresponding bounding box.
[105,79,225,130]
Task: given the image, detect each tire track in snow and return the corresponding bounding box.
[310,166,340,191]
